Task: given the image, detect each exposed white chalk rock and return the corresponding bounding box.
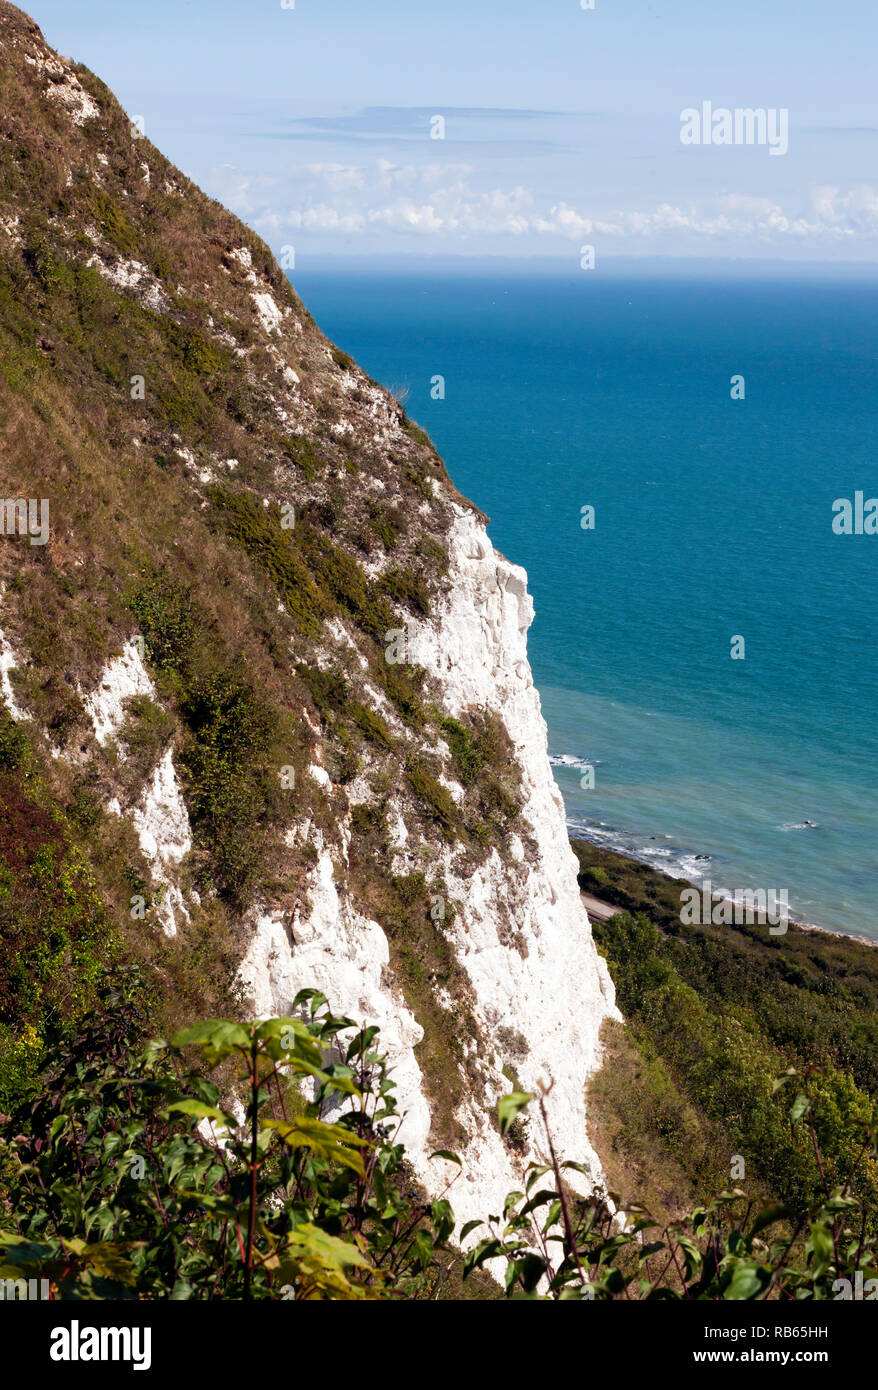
[82,647,192,936]
[24,50,99,126]
[0,627,26,722]
[85,255,170,314]
[0,212,22,246]
[308,763,332,791]
[252,291,283,336]
[239,839,431,1156]
[228,247,284,336]
[238,497,620,1237]
[85,640,154,747]
[132,748,193,938]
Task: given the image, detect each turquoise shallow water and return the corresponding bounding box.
[294,266,878,940]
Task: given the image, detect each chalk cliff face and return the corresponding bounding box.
[0,1,618,1230]
[240,502,619,1228]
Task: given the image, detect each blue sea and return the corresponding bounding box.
[294,262,878,941]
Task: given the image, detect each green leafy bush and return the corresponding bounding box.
[181,671,278,904]
[464,1087,878,1300]
[3,984,875,1302]
[0,710,27,771]
[129,573,197,671]
[0,981,460,1300]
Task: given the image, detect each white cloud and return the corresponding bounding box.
[202,161,878,255]
[535,187,878,243]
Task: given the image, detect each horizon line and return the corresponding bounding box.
[285,252,878,279]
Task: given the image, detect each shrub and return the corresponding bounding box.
[406,760,460,838]
[381,565,430,615]
[90,190,138,258]
[281,434,325,481]
[350,701,394,749]
[0,710,27,771]
[180,671,278,904]
[466,1086,878,1300]
[0,983,460,1300]
[129,573,197,671]
[331,347,355,371]
[3,986,875,1302]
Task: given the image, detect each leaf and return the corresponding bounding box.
[321,1070,362,1099]
[676,1235,703,1280]
[431,1199,455,1245]
[516,1252,548,1293]
[560,1161,593,1178]
[541,1200,562,1234]
[0,1235,58,1272]
[346,1027,379,1062]
[750,1204,795,1238]
[411,1228,434,1270]
[520,1189,559,1219]
[463,1238,504,1276]
[286,1223,372,1273]
[525,1164,552,1194]
[175,1190,238,1217]
[81,1242,138,1286]
[172,1020,252,1064]
[790,1093,812,1125]
[49,1115,70,1142]
[725,1263,766,1300]
[165,1099,235,1127]
[503,1190,525,1217]
[429,1149,462,1166]
[264,1117,367,1176]
[459,1220,483,1242]
[292,988,328,1016]
[808,1222,834,1267]
[821,1192,858,1214]
[498,1091,533,1137]
[254,1017,323,1067]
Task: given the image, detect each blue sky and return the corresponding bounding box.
[30,0,878,264]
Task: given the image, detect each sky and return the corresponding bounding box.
[27,0,878,266]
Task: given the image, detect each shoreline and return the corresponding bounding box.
[568,827,878,952]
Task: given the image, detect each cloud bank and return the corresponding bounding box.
[203,160,878,258]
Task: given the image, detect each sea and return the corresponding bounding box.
[293,261,878,942]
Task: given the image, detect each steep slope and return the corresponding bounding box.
[0,2,617,1229]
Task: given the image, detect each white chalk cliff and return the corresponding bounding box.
[240,497,620,1235]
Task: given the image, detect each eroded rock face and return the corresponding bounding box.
[239,500,620,1233]
[241,835,431,1159]
[84,641,154,748]
[130,748,193,939]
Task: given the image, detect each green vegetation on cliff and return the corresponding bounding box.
[576,840,878,1238]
